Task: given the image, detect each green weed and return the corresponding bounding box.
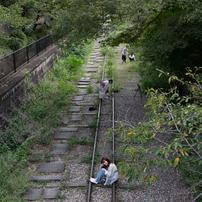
[88,118,98,129]
[87,85,93,93]
[57,193,66,199]
[80,151,100,164]
[67,136,93,149]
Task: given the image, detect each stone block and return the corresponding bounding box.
[85,68,98,72]
[50,144,68,154]
[59,127,78,132]
[31,175,66,181]
[24,189,43,201]
[71,115,82,121]
[83,73,92,77]
[78,89,88,95]
[83,64,98,68]
[37,162,65,173]
[73,96,84,101]
[43,188,60,199]
[69,106,81,112]
[53,132,75,139]
[77,82,90,85]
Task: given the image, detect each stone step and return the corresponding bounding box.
[78,89,88,95]
[77,85,88,88]
[83,73,92,77]
[49,144,69,155]
[85,68,98,72]
[83,64,99,68]
[79,78,90,82]
[73,96,84,101]
[96,57,104,60]
[46,182,62,187]
[60,117,69,124]
[67,124,89,128]
[59,127,78,132]
[72,102,96,106]
[69,106,81,112]
[90,52,101,55]
[24,189,43,201]
[71,114,82,121]
[36,162,65,173]
[43,188,60,199]
[31,175,66,181]
[53,132,75,140]
[77,82,90,85]
[65,182,88,187]
[72,112,97,115]
[96,60,103,62]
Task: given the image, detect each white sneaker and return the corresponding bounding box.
[90,178,98,184]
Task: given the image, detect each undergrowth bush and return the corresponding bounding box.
[7,30,28,51]
[0,146,32,201]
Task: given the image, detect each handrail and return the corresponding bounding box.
[0,34,52,82]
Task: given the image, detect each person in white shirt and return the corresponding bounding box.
[129,52,136,61]
[122,45,129,63]
[90,157,118,185]
[98,80,106,101]
[104,79,113,97]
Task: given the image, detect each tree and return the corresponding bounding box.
[51,0,123,47]
[105,0,202,90]
[111,67,202,201]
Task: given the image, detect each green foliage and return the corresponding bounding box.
[87,85,93,93]
[88,117,98,129]
[67,136,93,149]
[0,148,32,201]
[7,29,28,50]
[81,151,100,164]
[0,0,19,7]
[113,68,202,201]
[104,0,202,90]
[51,0,122,47]
[57,193,66,199]
[0,42,92,201]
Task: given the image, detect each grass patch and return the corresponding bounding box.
[88,117,98,129]
[57,193,66,199]
[80,151,100,164]
[87,85,93,93]
[67,136,94,149]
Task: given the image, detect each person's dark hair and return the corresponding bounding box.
[101,157,112,165]
[109,79,113,84]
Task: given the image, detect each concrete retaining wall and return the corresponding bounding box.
[0,45,63,115]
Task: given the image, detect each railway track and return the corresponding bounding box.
[87,50,116,202]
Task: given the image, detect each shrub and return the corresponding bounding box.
[7,30,28,51]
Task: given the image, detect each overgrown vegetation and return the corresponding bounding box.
[81,151,100,164]
[110,68,202,201]
[67,136,94,150]
[0,42,93,201]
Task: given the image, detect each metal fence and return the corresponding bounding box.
[0,34,52,81]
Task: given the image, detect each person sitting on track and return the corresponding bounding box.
[90,157,118,186]
[98,80,107,101]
